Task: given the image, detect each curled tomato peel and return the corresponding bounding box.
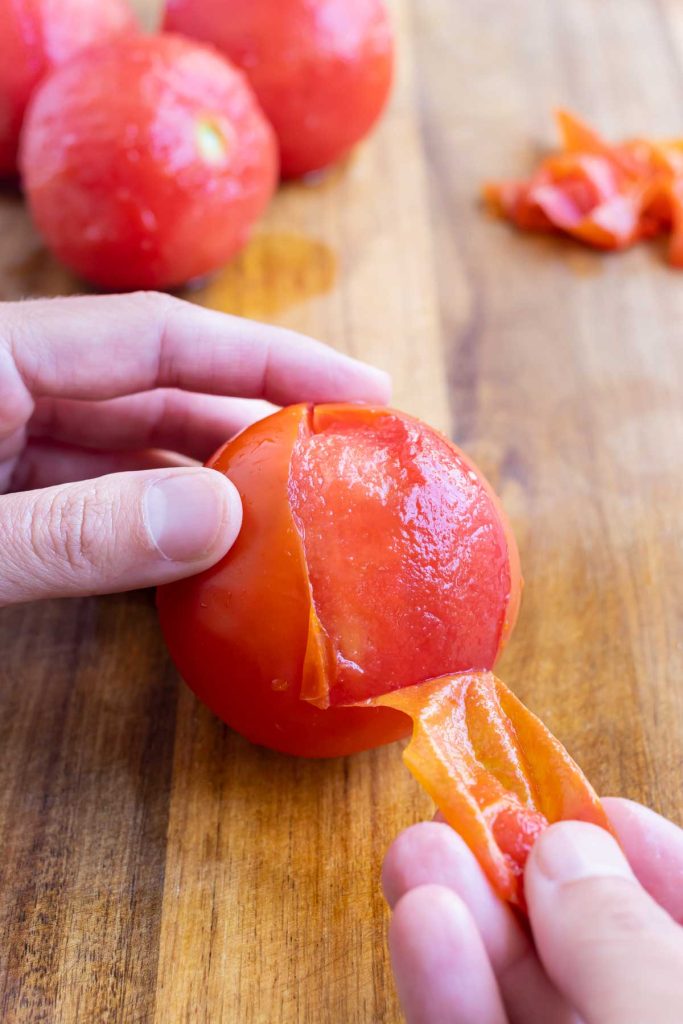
[372,672,613,909]
[556,108,611,156]
[485,108,683,264]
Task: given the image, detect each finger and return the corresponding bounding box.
[390,885,508,1024]
[603,797,683,922]
[0,425,26,490]
[10,440,196,491]
[0,467,242,605]
[29,392,276,462]
[383,823,578,1024]
[526,821,683,1024]
[2,293,391,410]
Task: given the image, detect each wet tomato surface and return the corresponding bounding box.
[0,0,135,177]
[157,404,521,757]
[20,33,277,290]
[163,0,394,178]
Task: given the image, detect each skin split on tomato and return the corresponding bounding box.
[19,34,278,290]
[163,0,395,178]
[0,0,136,177]
[157,403,522,758]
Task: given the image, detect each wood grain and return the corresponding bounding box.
[1,0,682,1021]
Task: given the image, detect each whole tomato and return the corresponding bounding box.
[0,0,135,177]
[20,34,278,290]
[157,404,521,758]
[163,0,394,178]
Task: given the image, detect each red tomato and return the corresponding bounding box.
[0,0,135,177]
[157,404,521,758]
[163,0,394,178]
[20,34,278,290]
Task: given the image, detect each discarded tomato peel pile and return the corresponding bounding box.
[485,108,683,266]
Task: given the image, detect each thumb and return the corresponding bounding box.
[526,821,683,1024]
[0,467,242,605]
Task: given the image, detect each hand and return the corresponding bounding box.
[0,291,390,605]
[383,798,683,1024]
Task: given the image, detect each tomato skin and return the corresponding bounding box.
[376,672,612,908]
[0,0,135,177]
[485,109,683,266]
[19,34,277,290]
[157,403,520,757]
[163,0,394,178]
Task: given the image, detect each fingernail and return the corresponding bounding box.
[534,822,634,885]
[145,469,242,563]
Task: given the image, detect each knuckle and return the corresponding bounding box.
[129,291,178,383]
[131,290,176,318]
[38,483,116,574]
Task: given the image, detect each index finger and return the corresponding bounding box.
[1,292,391,406]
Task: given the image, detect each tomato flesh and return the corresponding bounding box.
[157,404,521,758]
[291,405,516,707]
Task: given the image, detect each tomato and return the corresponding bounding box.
[157,404,521,757]
[19,34,277,290]
[163,0,394,178]
[0,0,135,177]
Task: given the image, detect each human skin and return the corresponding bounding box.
[383,797,683,1024]
[0,291,390,605]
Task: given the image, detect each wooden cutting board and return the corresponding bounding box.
[1,1,682,1020]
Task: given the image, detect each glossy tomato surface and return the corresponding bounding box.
[163,0,394,178]
[20,34,277,290]
[0,0,135,176]
[157,404,522,758]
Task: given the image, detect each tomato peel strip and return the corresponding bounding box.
[485,108,683,263]
[370,672,613,909]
